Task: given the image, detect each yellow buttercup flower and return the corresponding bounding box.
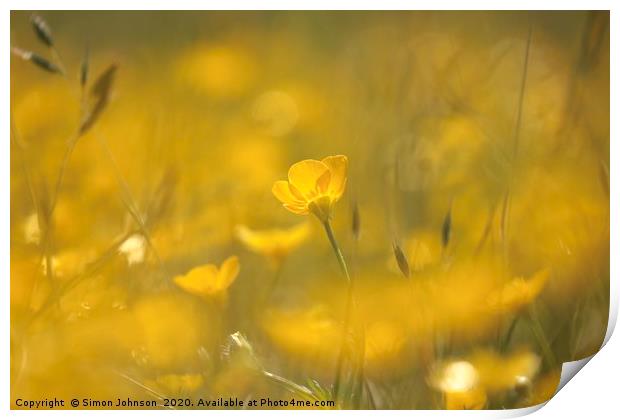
[487,269,550,315]
[272,155,348,222]
[174,256,240,299]
[272,155,354,398]
[235,222,310,265]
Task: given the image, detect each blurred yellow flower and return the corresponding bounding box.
[431,348,541,409]
[468,348,541,393]
[429,360,487,409]
[272,155,348,222]
[508,164,608,304]
[363,321,407,376]
[487,269,550,315]
[235,222,310,265]
[175,44,256,98]
[174,256,240,299]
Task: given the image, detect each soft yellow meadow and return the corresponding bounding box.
[10,11,609,410]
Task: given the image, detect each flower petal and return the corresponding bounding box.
[288,183,306,201]
[235,225,266,253]
[217,255,240,289]
[284,203,309,215]
[316,170,331,194]
[174,264,218,297]
[235,223,310,259]
[272,181,304,206]
[287,159,330,198]
[322,155,348,198]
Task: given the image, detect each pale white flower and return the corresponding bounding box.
[119,234,146,265]
[431,360,479,393]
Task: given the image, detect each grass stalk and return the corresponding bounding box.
[501,22,532,265]
[94,132,164,267]
[499,315,520,352]
[263,370,317,401]
[527,305,558,368]
[10,116,46,308]
[322,220,357,405]
[37,130,80,283]
[29,229,137,326]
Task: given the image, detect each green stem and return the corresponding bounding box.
[527,305,557,368]
[28,229,137,327]
[323,221,351,281]
[263,370,317,401]
[351,335,365,409]
[95,132,164,267]
[38,131,80,283]
[322,220,354,405]
[364,378,377,409]
[50,45,67,77]
[48,132,79,222]
[500,315,520,352]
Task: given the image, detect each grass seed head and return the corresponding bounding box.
[80,64,118,134]
[80,45,90,88]
[442,205,452,249]
[392,241,410,279]
[30,14,54,47]
[11,47,60,74]
[351,201,361,240]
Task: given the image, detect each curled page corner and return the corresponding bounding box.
[603,282,618,347]
[497,356,595,418]
[514,292,615,416]
[500,402,547,418]
[557,356,594,393]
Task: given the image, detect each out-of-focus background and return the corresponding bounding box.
[10,11,609,409]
